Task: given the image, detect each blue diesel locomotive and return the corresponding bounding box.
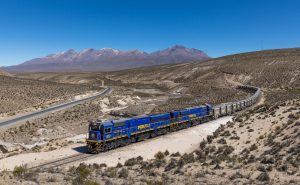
[87,104,212,153]
[86,85,261,154]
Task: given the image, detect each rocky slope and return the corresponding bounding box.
[4,45,210,72]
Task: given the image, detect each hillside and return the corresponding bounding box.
[4,45,210,72]
[18,48,300,112]
[0,76,101,116]
[0,69,12,77]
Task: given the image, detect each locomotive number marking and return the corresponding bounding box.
[138,124,150,130]
[189,114,196,118]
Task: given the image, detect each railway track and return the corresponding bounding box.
[30,153,92,169]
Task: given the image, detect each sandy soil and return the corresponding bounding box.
[0,116,232,171]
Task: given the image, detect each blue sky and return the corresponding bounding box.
[0,0,300,66]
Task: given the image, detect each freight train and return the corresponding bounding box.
[86,85,261,154]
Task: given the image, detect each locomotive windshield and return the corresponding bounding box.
[89,120,102,131]
[90,125,100,131]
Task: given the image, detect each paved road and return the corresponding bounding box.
[0,87,112,128]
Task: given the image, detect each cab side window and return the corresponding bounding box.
[105,128,112,133]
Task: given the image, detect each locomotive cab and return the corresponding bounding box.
[88,120,114,141]
[88,120,102,141]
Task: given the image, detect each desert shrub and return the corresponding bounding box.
[207,135,214,143]
[260,156,275,164]
[124,158,138,166]
[116,162,123,168]
[229,135,240,140]
[153,158,166,168]
[72,164,91,185]
[76,164,90,179]
[257,165,266,172]
[99,163,107,168]
[277,164,288,172]
[118,168,129,178]
[247,155,256,163]
[181,153,195,164]
[199,140,207,149]
[146,180,163,185]
[47,176,58,182]
[155,151,165,161]
[105,179,113,185]
[92,163,100,169]
[146,170,157,177]
[13,165,27,178]
[248,128,254,132]
[229,172,244,180]
[177,158,185,168]
[85,181,100,185]
[164,150,170,156]
[13,165,37,181]
[256,172,270,181]
[170,152,181,157]
[220,130,231,137]
[136,156,143,161]
[258,135,264,140]
[217,138,227,144]
[249,144,258,151]
[235,116,243,122]
[164,158,177,171]
[104,167,117,178]
[223,145,235,155]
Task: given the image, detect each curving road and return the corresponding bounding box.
[0,87,112,128]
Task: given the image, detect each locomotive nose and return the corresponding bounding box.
[89,131,101,140]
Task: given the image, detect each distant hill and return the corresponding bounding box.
[4,45,210,72]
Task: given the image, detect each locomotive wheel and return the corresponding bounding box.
[150,132,157,138]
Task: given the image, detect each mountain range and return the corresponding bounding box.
[3,45,210,72]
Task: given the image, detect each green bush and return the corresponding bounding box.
[72,164,91,185]
[13,165,27,178]
[76,164,90,179]
[13,165,37,181]
[85,181,99,185]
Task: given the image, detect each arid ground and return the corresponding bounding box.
[0,48,299,185]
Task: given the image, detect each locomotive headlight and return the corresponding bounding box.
[90,133,96,139]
